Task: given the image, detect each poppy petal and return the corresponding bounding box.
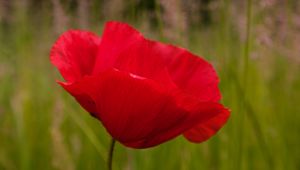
[93,21,143,73]
[93,22,177,88]
[183,108,230,143]
[136,41,221,102]
[94,21,220,101]
[58,77,98,114]
[50,30,101,82]
[123,101,229,148]
[91,69,184,144]
[113,39,176,88]
[86,69,227,148]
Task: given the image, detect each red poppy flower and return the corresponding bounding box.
[50,21,230,149]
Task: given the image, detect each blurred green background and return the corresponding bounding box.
[0,0,299,169]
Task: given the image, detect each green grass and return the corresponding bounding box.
[0,1,299,170]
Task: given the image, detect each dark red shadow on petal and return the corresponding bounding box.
[58,78,98,114]
[124,102,229,148]
[183,107,230,143]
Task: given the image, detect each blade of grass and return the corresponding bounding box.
[66,110,107,163]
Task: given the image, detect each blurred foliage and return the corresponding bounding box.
[0,0,300,170]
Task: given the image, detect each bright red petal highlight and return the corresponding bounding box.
[50,30,101,82]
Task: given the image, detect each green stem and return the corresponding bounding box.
[108,138,116,170]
